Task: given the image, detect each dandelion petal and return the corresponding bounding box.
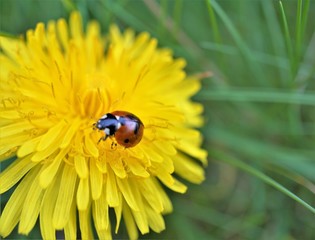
[93,190,109,230]
[77,177,90,211]
[64,198,77,240]
[0,155,36,193]
[40,177,59,240]
[117,178,139,211]
[37,120,66,151]
[53,164,77,229]
[90,159,103,200]
[122,203,138,240]
[0,166,39,237]
[79,209,94,240]
[19,171,45,234]
[106,169,119,207]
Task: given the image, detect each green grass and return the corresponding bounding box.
[1,0,315,239]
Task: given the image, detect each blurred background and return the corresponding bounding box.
[1,0,314,239]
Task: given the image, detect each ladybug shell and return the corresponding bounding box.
[111,111,144,148]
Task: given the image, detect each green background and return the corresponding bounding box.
[1,0,314,239]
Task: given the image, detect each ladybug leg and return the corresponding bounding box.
[98,134,109,144]
[111,141,117,149]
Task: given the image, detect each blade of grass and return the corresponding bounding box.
[100,0,148,31]
[205,0,227,71]
[265,165,315,194]
[143,0,214,71]
[295,0,311,70]
[205,0,221,44]
[261,0,288,83]
[279,1,295,79]
[208,127,315,181]
[201,41,289,68]
[178,198,265,230]
[296,31,315,86]
[208,0,264,85]
[61,0,77,12]
[176,198,265,238]
[170,212,213,240]
[172,0,183,37]
[279,1,307,142]
[301,0,311,42]
[143,0,203,57]
[211,150,315,214]
[0,31,20,39]
[295,0,303,64]
[158,0,168,38]
[198,88,315,106]
[295,0,313,86]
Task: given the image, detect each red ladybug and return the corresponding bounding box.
[94,111,144,148]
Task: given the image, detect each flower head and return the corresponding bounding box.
[0,12,207,239]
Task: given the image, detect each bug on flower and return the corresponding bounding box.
[94,111,144,148]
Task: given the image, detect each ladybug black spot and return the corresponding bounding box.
[124,139,130,143]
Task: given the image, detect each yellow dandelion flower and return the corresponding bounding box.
[0,12,207,239]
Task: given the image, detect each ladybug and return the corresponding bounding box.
[94,111,144,148]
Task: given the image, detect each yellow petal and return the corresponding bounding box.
[17,136,41,157]
[0,166,39,237]
[129,181,149,234]
[19,170,45,234]
[167,178,187,194]
[116,178,139,211]
[60,118,81,148]
[93,188,109,231]
[122,203,138,240]
[127,157,150,178]
[77,177,90,211]
[0,121,33,138]
[131,208,149,235]
[70,11,83,39]
[153,140,177,156]
[84,133,99,157]
[39,148,68,188]
[37,120,66,151]
[96,156,107,173]
[40,176,59,240]
[177,141,208,165]
[174,153,205,184]
[0,133,33,156]
[106,169,119,207]
[95,225,112,240]
[64,196,77,240]
[0,35,29,64]
[0,155,36,193]
[114,195,123,233]
[31,141,59,163]
[0,109,21,120]
[53,163,77,229]
[79,208,94,240]
[108,157,126,179]
[140,145,163,163]
[34,22,45,46]
[56,19,69,51]
[139,178,163,213]
[90,159,103,200]
[145,206,165,233]
[152,179,173,214]
[74,154,89,179]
